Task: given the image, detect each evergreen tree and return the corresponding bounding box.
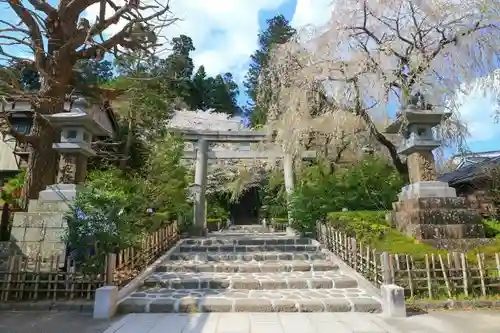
[207,73,241,116]
[244,14,296,127]
[190,65,209,110]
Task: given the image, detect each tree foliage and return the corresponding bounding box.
[244,14,296,127]
[64,133,189,273]
[262,0,500,175]
[289,157,404,233]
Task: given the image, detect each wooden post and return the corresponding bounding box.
[405,255,414,298]
[105,253,117,285]
[350,237,357,270]
[477,253,486,296]
[495,253,500,279]
[438,254,451,298]
[461,253,468,297]
[381,252,393,284]
[425,254,433,299]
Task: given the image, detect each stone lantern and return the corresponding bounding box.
[386,104,456,198]
[387,103,485,247]
[10,104,111,261]
[38,110,109,201]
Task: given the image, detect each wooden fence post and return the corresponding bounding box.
[105,253,117,285]
[381,252,394,285]
[350,237,357,271]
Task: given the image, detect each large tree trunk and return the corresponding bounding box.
[20,69,70,209]
[21,119,60,209]
[119,105,135,170]
[357,108,409,179]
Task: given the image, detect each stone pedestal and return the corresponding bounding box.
[386,105,484,248]
[407,151,437,182]
[392,197,485,241]
[9,196,72,262]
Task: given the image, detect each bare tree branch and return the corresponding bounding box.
[5,0,46,69]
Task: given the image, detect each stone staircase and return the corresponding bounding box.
[118,229,383,313]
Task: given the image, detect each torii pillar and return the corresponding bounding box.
[192,139,208,236]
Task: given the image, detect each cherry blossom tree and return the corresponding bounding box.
[261,0,500,176]
[0,0,177,205]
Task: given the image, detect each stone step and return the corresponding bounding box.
[118,288,382,313]
[183,237,314,246]
[227,225,271,233]
[143,271,357,290]
[177,244,320,253]
[27,199,70,212]
[155,260,338,273]
[169,251,327,262]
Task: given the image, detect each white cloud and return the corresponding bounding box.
[290,0,334,28]
[455,83,500,143]
[85,0,289,81]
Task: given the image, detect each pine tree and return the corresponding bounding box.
[244,14,296,127]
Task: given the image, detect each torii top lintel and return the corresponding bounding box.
[170,128,268,143]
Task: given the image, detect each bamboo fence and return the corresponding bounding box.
[317,222,500,299]
[0,222,178,301]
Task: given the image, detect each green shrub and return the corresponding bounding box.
[287,157,403,234]
[327,211,441,255]
[328,211,390,243]
[483,219,500,238]
[64,168,148,273]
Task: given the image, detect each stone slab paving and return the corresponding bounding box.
[177,244,321,252]
[155,259,338,273]
[103,313,402,333]
[120,288,381,313]
[142,270,358,290]
[183,237,314,246]
[169,251,328,261]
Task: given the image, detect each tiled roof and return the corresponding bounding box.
[438,156,500,185]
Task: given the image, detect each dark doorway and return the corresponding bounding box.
[229,186,260,225]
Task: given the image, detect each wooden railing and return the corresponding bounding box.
[317,222,500,299]
[106,222,179,287]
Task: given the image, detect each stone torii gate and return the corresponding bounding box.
[177,128,315,236]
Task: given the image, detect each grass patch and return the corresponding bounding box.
[327,211,500,256]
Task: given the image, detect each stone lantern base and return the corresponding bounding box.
[9,185,79,266]
[391,183,486,249]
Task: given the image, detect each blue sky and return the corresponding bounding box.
[3,0,500,156]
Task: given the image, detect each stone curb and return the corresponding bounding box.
[0,301,94,312]
[155,261,339,273]
[169,252,327,261]
[117,296,383,314]
[182,238,313,246]
[143,275,357,290]
[177,244,320,253]
[407,299,500,311]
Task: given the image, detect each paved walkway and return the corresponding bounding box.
[101,311,500,333]
[2,310,500,333]
[0,311,116,333]
[103,312,400,333]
